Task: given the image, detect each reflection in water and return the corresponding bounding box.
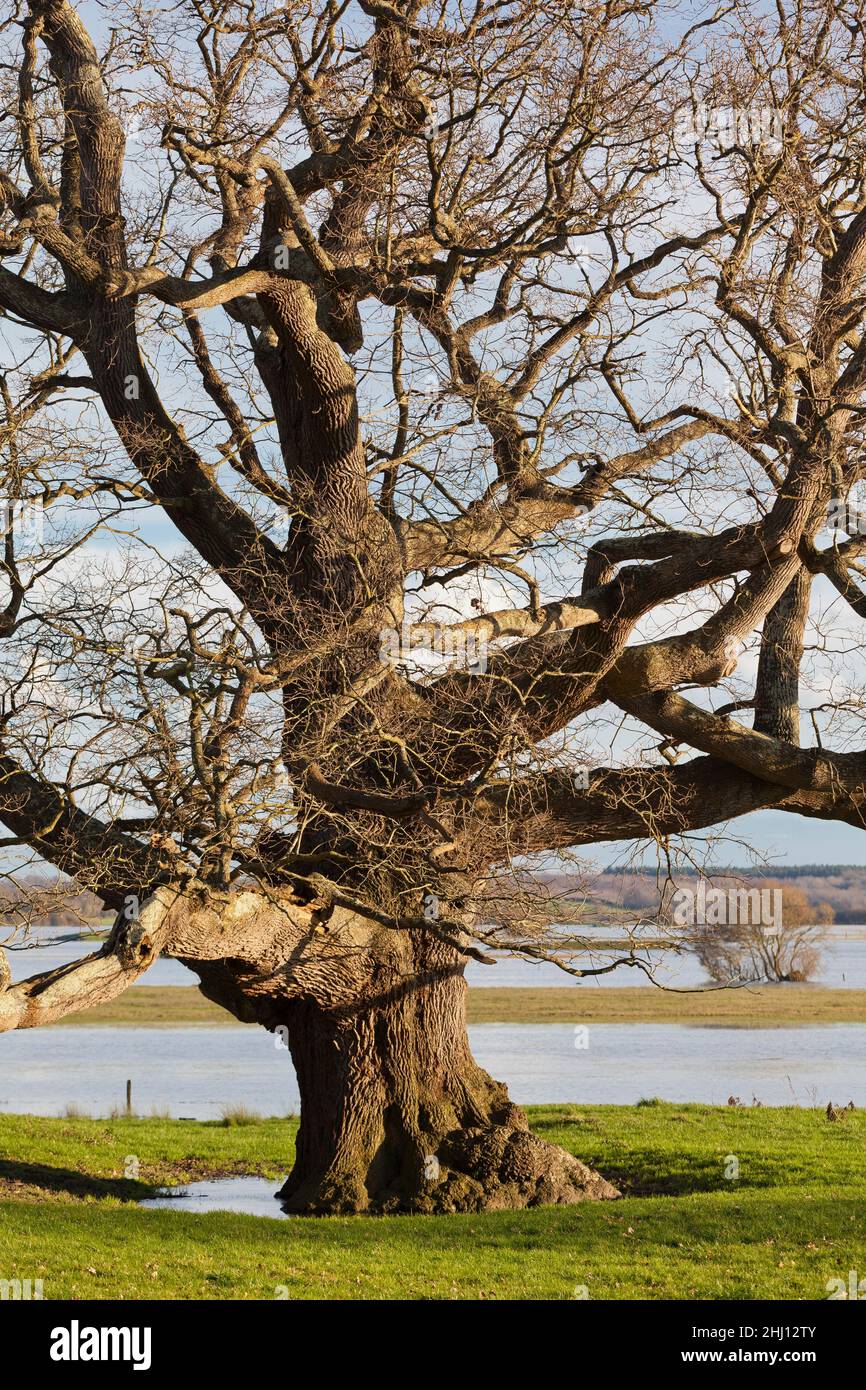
[1,1021,863,1116]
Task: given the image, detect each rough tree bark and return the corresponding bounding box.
[167,887,618,1214]
[275,961,617,1214]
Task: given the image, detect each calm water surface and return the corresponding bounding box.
[140,1176,290,1219]
[1,1022,863,1117]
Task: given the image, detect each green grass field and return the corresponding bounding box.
[1,1105,863,1300]
[50,982,866,1026]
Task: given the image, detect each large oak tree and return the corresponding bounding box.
[2,0,866,1212]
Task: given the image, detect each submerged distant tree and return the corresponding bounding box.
[690,881,835,984]
[3,0,866,1213]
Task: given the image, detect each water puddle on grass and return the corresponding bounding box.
[141,1176,290,1219]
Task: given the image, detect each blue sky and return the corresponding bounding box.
[592,808,866,869]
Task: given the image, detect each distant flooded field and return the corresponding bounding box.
[4,925,865,1118]
[1,1021,863,1118]
[8,924,866,989]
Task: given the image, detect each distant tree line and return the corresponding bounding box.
[0,878,106,929]
[557,867,866,924]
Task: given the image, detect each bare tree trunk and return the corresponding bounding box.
[274,943,618,1215]
[754,571,813,742]
[142,883,616,1214]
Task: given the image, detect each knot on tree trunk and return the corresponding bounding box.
[433,1126,620,1212]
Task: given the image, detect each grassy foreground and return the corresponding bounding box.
[1,1105,864,1300]
[51,982,866,1026]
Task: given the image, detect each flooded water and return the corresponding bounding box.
[8,925,866,989]
[1,1021,863,1117]
[3,924,865,1118]
[466,931,866,989]
[141,1176,289,1219]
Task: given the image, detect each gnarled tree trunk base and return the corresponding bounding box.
[271,950,619,1215]
[430,1123,620,1214]
[278,1119,619,1215]
[172,888,620,1215]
